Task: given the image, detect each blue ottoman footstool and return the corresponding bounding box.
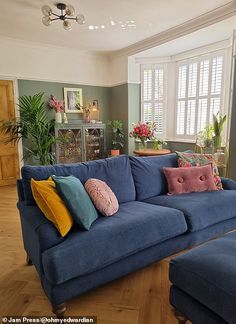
[169,231,236,324]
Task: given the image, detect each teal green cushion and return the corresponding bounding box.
[52,175,98,230]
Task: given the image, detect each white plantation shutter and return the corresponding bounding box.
[176,53,224,137]
[141,65,165,135]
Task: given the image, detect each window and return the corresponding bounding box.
[141,65,165,135]
[176,54,224,138]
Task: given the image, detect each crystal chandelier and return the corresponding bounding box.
[41,3,85,31]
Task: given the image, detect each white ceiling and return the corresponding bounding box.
[135,15,236,58]
[0,0,232,53]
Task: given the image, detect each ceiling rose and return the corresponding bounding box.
[41,3,85,31]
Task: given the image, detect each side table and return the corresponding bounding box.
[133,149,171,157]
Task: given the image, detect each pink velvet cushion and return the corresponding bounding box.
[85,179,119,216]
[163,164,217,195]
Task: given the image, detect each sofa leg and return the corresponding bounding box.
[173,309,188,324]
[52,303,67,318]
[26,254,33,266]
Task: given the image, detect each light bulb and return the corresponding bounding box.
[42,16,52,26]
[65,5,75,16]
[41,5,52,16]
[63,20,72,31]
[76,14,85,25]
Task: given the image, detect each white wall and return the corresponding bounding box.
[0,37,110,87]
[109,54,129,86]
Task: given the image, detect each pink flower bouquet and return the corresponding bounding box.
[49,95,64,113]
[129,122,157,141]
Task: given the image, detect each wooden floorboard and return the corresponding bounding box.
[0,185,182,323]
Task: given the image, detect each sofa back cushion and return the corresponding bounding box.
[21,155,136,205]
[130,154,178,201]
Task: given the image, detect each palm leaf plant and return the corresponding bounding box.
[0,92,59,165]
[212,113,227,149]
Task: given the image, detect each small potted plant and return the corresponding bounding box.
[213,113,226,149]
[196,124,214,154]
[152,138,167,150]
[108,120,124,156]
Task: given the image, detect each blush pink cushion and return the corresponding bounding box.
[163,164,217,195]
[85,179,119,216]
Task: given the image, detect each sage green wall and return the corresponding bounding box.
[17,79,200,163]
[110,84,129,153]
[17,79,111,164]
[128,83,141,154]
[109,83,141,155]
[17,80,111,123]
[228,59,236,180]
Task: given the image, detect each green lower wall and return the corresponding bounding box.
[17,79,199,163]
[18,79,111,164]
[128,83,141,155]
[18,80,111,122]
[228,59,236,180]
[110,84,129,153]
[109,83,141,155]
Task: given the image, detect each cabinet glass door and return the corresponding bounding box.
[57,128,82,163]
[84,128,105,161]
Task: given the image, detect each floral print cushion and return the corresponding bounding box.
[176,151,223,190]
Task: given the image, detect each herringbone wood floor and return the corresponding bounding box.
[0,185,182,324]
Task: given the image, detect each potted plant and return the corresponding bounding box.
[0,92,59,165]
[213,113,226,149]
[152,138,167,150]
[108,120,124,156]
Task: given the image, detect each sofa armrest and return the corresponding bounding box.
[221,177,236,190]
[17,202,64,274]
[17,202,64,250]
[17,179,25,202]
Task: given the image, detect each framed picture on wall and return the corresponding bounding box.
[64,88,83,113]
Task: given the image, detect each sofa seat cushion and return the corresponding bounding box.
[42,201,187,285]
[21,155,136,205]
[144,190,236,232]
[169,232,236,324]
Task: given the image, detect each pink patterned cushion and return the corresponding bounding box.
[163,164,217,195]
[176,151,223,190]
[85,179,119,216]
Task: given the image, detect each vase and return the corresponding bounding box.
[84,115,90,123]
[203,139,214,154]
[140,139,147,150]
[55,112,62,123]
[214,149,226,167]
[111,149,120,156]
[63,113,68,124]
[213,135,222,150]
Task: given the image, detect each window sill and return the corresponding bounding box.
[166,139,196,144]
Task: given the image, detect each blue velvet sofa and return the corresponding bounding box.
[169,231,236,324]
[17,154,236,317]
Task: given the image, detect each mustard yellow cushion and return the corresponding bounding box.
[31,178,73,237]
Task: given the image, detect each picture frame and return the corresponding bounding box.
[64,88,83,113]
[92,100,99,111]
